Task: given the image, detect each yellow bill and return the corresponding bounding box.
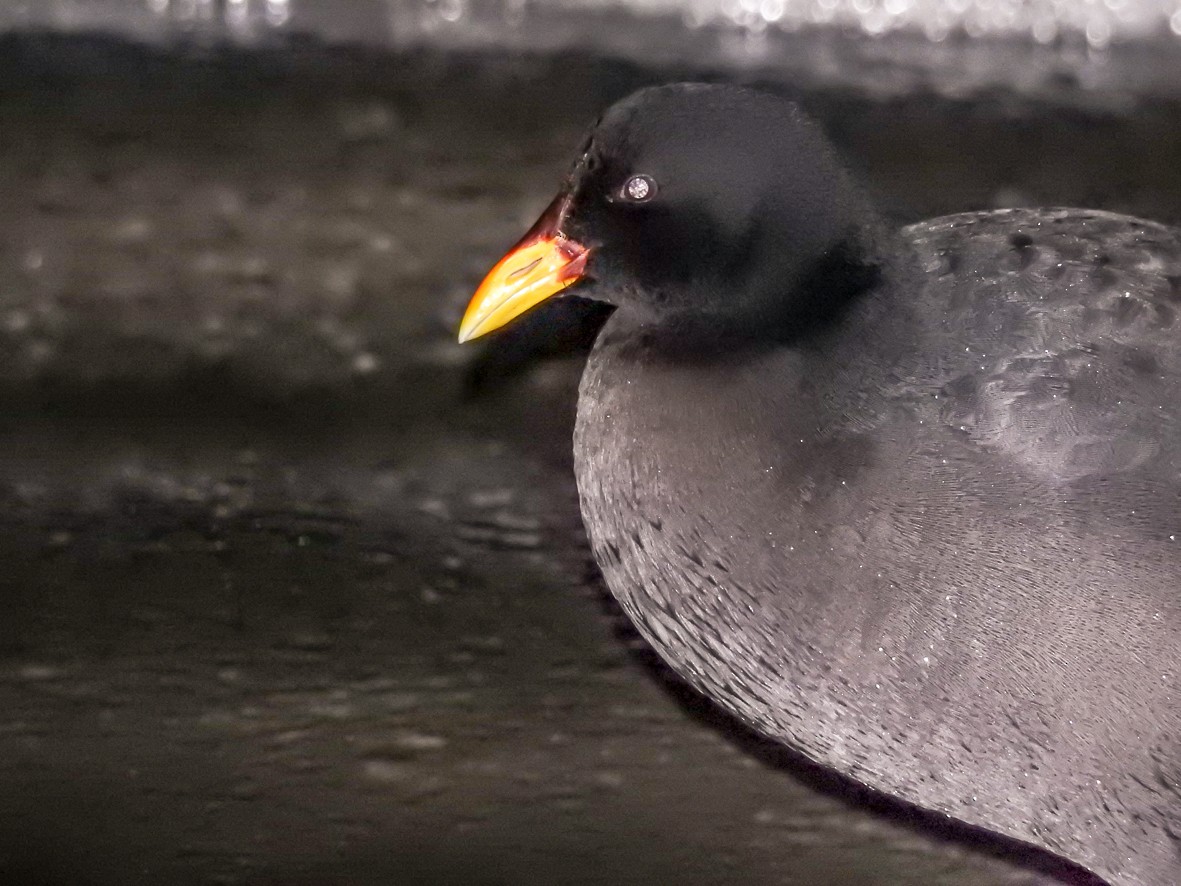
[458,194,591,343]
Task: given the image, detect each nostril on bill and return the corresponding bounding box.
[508,257,544,280]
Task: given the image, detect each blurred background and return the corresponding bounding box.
[0,1,1179,884]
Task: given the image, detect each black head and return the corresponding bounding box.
[459,83,881,344]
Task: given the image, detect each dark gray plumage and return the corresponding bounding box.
[576,206,1181,886]
[476,84,1181,885]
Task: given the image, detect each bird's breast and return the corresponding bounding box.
[571,320,919,725]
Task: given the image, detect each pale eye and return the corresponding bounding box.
[620,174,657,203]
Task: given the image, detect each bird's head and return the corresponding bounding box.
[459,83,877,344]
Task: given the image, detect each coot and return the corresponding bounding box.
[459,84,1181,886]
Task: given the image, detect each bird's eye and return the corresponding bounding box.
[619,174,657,203]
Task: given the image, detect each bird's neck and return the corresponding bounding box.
[619,223,911,370]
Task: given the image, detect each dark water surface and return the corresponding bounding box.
[1,33,1179,885]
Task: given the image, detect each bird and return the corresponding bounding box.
[457,83,1181,886]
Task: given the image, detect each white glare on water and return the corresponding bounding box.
[677,0,1181,46]
[0,0,1177,49]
